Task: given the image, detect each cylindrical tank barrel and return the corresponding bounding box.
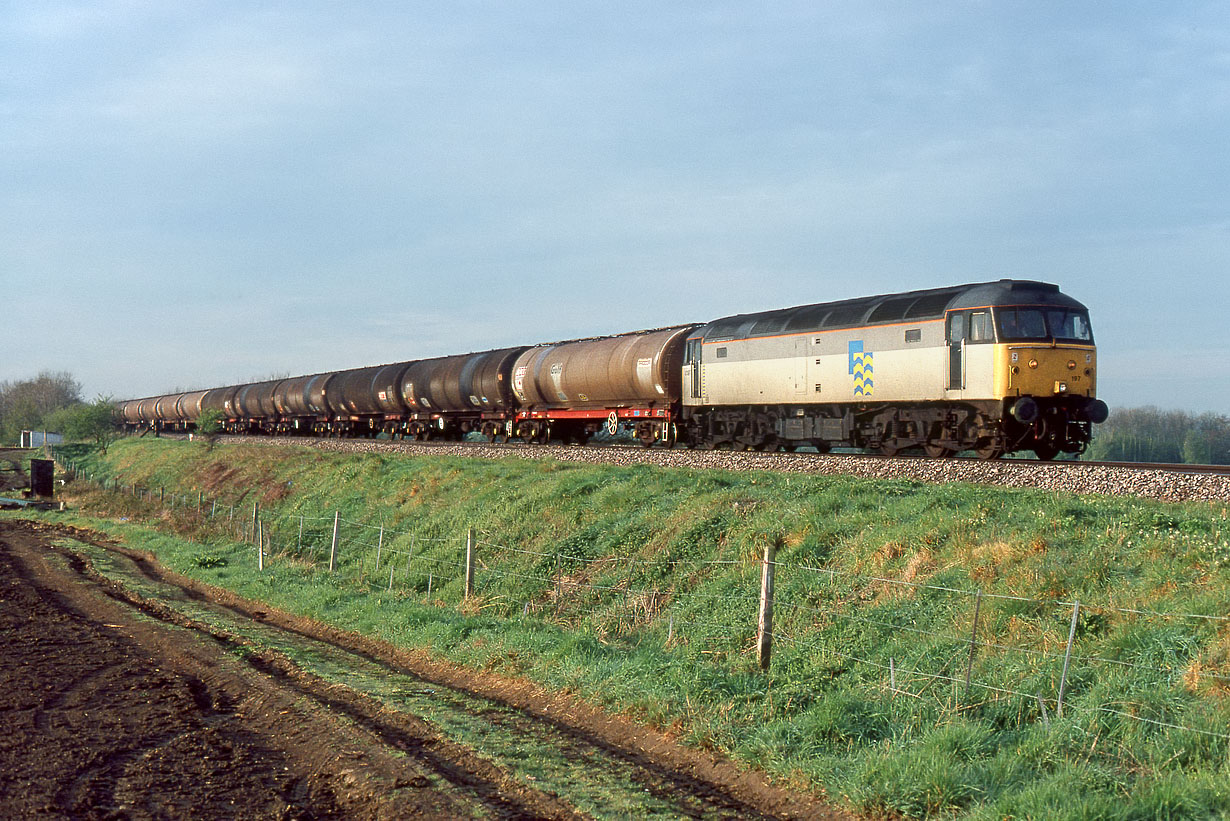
[235,381,280,418]
[201,385,241,418]
[372,362,414,415]
[154,394,182,421]
[119,399,143,424]
[332,366,387,415]
[511,327,694,409]
[137,398,159,423]
[402,347,525,413]
[176,390,208,422]
[306,372,337,415]
[257,380,285,418]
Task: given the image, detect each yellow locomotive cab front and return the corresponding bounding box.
[995,344,1097,399]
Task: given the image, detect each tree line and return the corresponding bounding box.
[0,371,117,452]
[1084,406,1230,465]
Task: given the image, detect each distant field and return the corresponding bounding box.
[31,437,1230,819]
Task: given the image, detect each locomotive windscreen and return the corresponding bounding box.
[996,308,1093,343]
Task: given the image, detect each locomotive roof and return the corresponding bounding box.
[695,279,1089,340]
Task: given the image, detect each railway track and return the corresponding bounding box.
[152,434,1230,503]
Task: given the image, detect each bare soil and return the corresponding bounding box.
[0,520,848,820]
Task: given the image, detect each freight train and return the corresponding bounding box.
[119,279,1108,459]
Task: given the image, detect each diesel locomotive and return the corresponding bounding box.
[119,279,1107,459]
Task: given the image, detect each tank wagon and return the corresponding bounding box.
[511,327,694,446]
[118,279,1107,459]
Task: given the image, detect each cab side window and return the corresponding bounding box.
[947,312,966,343]
[969,311,993,342]
[948,311,995,344]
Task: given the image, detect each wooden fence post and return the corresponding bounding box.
[376,525,384,570]
[963,590,983,698]
[1057,600,1080,717]
[757,537,778,671]
[297,515,304,552]
[257,519,264,571]
[329,511,340,572]
[251,502,259,545]
[554,552,562,603]
[464,527,476,598]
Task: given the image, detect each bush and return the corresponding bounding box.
[195,409,224,450]
[45,396,118,453]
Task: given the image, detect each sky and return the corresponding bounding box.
[3,2,1228,413]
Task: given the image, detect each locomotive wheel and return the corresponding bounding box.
[1033,442,1060,461]
[923,442,954,459]
[879,442,900,457]
[975,440,1004,460]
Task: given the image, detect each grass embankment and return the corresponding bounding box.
[34,438,1230,819]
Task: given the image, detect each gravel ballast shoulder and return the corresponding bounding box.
[210,437,1230,504]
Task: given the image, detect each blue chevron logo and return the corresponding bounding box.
[850,341,874,397]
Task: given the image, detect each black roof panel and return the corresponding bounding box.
[696,279,1088,340]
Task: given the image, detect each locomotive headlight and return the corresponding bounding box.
[1028,358,1039,369]
[1067,360,1077,370]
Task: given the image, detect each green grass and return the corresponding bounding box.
[30,437,1230,819]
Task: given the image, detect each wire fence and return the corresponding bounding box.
[55,455,1230,748]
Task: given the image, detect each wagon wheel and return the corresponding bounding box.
[659,423,677,449]
[923,442,954,459]
[879,441,900,457]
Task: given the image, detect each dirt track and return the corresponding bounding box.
[0,520,846,820]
